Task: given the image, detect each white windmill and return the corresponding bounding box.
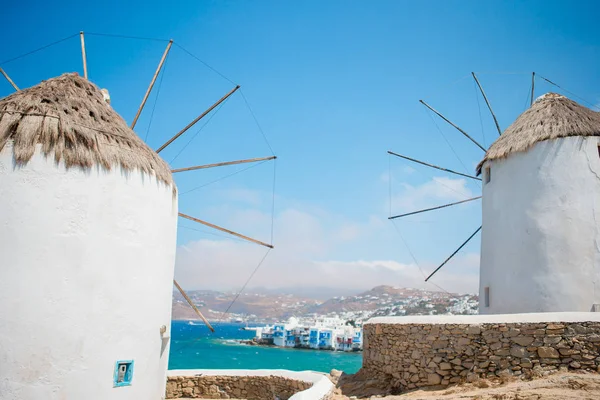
[388,73,600,315]
[0,32,275,400]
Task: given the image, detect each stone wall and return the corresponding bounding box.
[166,370,335,400]
[166,375,310,399]
[363,313,600,392]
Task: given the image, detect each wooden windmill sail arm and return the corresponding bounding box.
[388,151,482,181]
[531,72,535,107]
[171,156,276,173]
[79,32,88,79]
[131,39,173,130]
[425,225,482,282]
[472,72,502,136]
[173,279,215,332]
[0,68,19,91]
[156,85,240,154]
[178,212,273,249]
[389,196,481,220]
[419,99,487,152]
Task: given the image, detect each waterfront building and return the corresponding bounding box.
[257,316,362,352]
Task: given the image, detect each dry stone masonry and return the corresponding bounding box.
[166,374,311,399]
[363,314,600,392]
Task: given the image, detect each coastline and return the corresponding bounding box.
[168,321,363,374]
[239,337,363,353]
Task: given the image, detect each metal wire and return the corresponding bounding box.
[1,33,79,65]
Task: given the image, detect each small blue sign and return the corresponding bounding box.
[113,360,134,387]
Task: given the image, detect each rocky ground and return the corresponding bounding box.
[329,370,600,400]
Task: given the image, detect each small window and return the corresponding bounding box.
[113,360,134,387]
[484,287,490,307]
[484,167,491,184]
[597,144,600,158]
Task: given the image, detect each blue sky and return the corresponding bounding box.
[2,1,599,295]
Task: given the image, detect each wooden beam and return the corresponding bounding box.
[0,68,19,91]
[472,72,501,136]
[172,156,276,173]
[389,196,481,220]
[130,39,173,130]
[80,32,88,79]
[419,100,486,152]
[425,226,482,282]
[531,72,535,107]
[156,85,240,153]
[173,279,215,332]
[388,151,481,181]
[179,212,273,249]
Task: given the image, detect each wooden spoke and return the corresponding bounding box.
[173,279,215,332]
[0,68,19,91]
[131,40,173,129]
[156,85,240,153]
[389,196,481,220]
[531,72,535,107]
[419,99,487,152]
[172,156,276,173]
[179,212,273,249]
[80,32,88,79]
[472,72,501,136]
[388,151,481,181]
[425,226,482,282]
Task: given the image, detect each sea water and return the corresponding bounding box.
[168,321,362,373]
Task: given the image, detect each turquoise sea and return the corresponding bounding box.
[168,321,362,374]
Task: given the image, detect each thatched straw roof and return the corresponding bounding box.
[476,93,600,175]
[0,73,174,187]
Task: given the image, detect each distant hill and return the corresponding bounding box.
[172,285,478,322]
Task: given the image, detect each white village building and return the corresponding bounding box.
[0,74,178,399]
[478,93,600,314]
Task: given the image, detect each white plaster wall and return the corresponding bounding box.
[167,369,335,400]
[480,136,600,314]
[0,142,178,400]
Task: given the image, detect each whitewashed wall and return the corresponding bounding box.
[0,142,178,399]
[480,136,600,314]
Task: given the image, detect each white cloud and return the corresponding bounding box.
[174,200,480,295]
[390,176,475,213]
[380,166,416,183]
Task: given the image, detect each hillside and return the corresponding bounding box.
[172,285,478,322]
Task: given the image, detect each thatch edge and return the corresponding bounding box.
[476,93,600,175]
[0,73,176,192]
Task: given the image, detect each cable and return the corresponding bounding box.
[523,80,533,111]
[1,33,79,65]
[179,224,248,243]
[388,154,392,218]
[390,220,451,294]
[173,42,237,86]
[270,159,277,245]
[180,159,270,195]
[144,49,170,142]
[472,71,531,75]
[169,95,232,164]
[537,74,600,111]
[85,32,170,42]
[239,88,275,156]
[423,107,474,182]
[473,78,487,148]
[221,248,272,318]
[422,74,471,100]
[395,154,477,199]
